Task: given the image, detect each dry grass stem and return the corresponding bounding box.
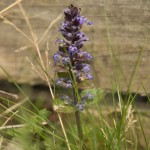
[0,0,22,15]
[0,15,34,44]
[38,14,63,44]
[0,136,3,149]
[0,90,19,99]
[25,57,46,81]
[15,46,30,52]
[58,113,71,150]
[45,50,49,69]
[0,121,48,130]
[1,111,18,127]
[0,98,28,117]
[18,3,37,44]
[52,131,56,147]
[125,105,137,132]
[18,3,55,99]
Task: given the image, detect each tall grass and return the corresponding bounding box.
[0,1,149,150]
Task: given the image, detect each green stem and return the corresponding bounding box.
[73,89,84,150]
[75,110,83,140]
[68,64,84,148]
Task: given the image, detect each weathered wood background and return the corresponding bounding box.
[0,0,150,94]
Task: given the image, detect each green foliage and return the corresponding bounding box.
[0,4,150,149]
[1,88,150,150]
[81,88,105,103]
[53,98,76,113]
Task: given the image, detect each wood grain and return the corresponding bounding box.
[0,0,150,94]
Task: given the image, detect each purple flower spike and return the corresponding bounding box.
[53,5,94,111]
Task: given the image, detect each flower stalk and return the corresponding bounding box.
[53,4,94,146]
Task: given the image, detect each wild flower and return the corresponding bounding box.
[53,4,93,111]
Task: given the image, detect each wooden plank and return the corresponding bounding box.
[0,0,150,94]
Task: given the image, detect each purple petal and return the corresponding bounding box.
[61,95,73,105]
[76,16,87,24]
[82,64,90,73]
[62,57,70,65]
[65,80,72,88]
[87,21,93,25]
[76,103,84,111]
[74,41,84,48]
[82,93,93,101]
[53,52,62,63]
[82,52,93,61]
[55,39,64,45]
[86,73,93,80]
[76,32,85,39]
[56,78,63,86]
[68,46,78,56]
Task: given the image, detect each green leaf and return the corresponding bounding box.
[57,71,70,78]
[53,105,76,113]
[53,98,76,113]
[37,109,50,120]
[78,80,94,90]
[81,88,105,103]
